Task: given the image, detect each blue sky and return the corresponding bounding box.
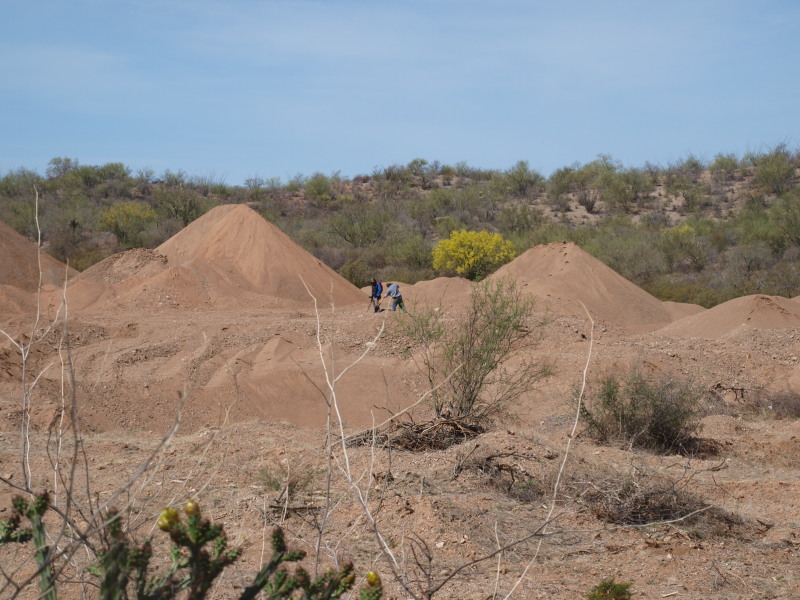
[2,0,799,186]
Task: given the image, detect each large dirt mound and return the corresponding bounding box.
[489,242,672,330]
[155,204,364,308]
[657,294,800,339]
[63,205,365,312]
[0,220,76,293]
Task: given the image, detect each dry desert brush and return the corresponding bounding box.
[395,278,551,446]
[581,462,754,542]
[581,368,703,454]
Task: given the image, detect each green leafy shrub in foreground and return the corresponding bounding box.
[1,493,382,600]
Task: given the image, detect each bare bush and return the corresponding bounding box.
[581,463,753,540]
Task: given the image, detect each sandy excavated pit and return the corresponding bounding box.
[1,208,798,599]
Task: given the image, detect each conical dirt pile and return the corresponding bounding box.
[0,220,76,314]
[150,204,364,309]
[0,220,76,292]
[658,294,800,339]
[63,205,365,312]
[489,242,672,330]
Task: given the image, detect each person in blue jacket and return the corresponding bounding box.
[384,282,406,312]
[370,278,383,313]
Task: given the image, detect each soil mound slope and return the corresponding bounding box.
[0,284,36,314]
[658,294,800,339]
[489,242,672,330]
[0,221,76,292]
[663,300,706,321]
[155,204,364,308]
[62,205,365,312]
[77,248,168,286]
[404,277,473,309]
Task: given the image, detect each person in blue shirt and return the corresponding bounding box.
[383,282,406,312]
[369,278,383,313]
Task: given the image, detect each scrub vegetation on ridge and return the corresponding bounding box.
[2,147,800,306]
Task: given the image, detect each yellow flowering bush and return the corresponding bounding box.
[432,229,516,280]
[100,200,157,247]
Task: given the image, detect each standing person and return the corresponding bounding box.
[370,278,383,313]
[384,282,406,312]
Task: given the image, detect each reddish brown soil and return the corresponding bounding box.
[1,209,798,599]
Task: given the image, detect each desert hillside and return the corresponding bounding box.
[3,148,800,312]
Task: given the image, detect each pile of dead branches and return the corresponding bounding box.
[587,480,709,525]
[348,418,484,451]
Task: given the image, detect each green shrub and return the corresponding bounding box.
[583,226,667,285]
[546,165,576,202]
[257,463,318,500]
[722,240,772,276]
[416,186,453,216]
[154,187,211,226]
[338,257,372,288]
[46,157,80,179]
[400,278,551,425]
[757,254,800,297]
[709,152,739,182]
[768,189,800,249]
[0,167,44,207]
[681,184,712,214]
[328,205,390,247]
[385,232,432,270]
[752,144,796,195]
[657,223,712,272]
[451,183,501,223]
[586,578,633,600]
[665,154,705,186]
[433,215,465,238]
[496,204,544,235]
[642,277,732,308]
[502,160,545,198]
[582,369,703,453]
[602,168,654,214]
[527,222,592,247]
[306,172,334,202]
[100,201,158,248]
[406,157,438,188]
